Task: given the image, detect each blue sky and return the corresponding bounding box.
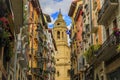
[39,0,72,29]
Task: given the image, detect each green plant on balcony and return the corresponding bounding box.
[116,44,120,53]
[83,44,101,63]
[94,44,101,53]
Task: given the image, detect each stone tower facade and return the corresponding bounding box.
[53,11,70,80]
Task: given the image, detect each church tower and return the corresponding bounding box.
[53,10,70,80]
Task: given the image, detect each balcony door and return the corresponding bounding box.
[108,68,120,80]
[106,28,110,38]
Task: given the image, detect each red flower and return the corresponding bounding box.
[0,17,9,24]
[113,27,119,31]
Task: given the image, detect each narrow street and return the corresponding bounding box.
[0,0,120,80]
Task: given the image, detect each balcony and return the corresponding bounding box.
[86,4,89,15]
[46,67,54,73]
[51,57,56,64]
[18,53,28,68]
[38,61,43,66]
[95,34,120,64]
[79,67,86,72]
[51,67,56,73]
[27,75,32,80]
[31,68,43,75]
[91,25,98,33]
[98,0,119,25]
[82,35,88,43]
[35,49,43,58]
[42,56,49,62]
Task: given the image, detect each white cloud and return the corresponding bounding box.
[39,0,72,15]
[39,0,72,29]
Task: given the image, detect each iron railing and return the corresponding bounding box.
[96,34,115,56]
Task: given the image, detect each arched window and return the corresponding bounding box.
[62,32,64,38]
[57,31,60,39]
[57,71,60,76]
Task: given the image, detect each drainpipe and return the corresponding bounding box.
[13,30,18,80]
[90,0,93,44]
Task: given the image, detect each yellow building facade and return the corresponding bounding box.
[53,12,71,80]
[28,1,40,79]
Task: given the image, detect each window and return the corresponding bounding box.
[57,23,60,25]
[101,76,104,80]
[57,31,60,39]
[10,75,12,80]
[86,24,90,32]
[113,19,117,28]
[106,28,109,38]
[67,70,70,77]
[62,32,64,38]
[82,58,85,65]
[57,71,60,77]
[96,74,99,80]
[57,59,59,61]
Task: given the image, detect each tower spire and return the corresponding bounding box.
[59,8,61,14]
[58,9,63,19]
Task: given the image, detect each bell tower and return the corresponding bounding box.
[53,10,68,46]
[53,10,70,80]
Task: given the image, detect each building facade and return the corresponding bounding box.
[0,0,56,80]
[0,0,21,79]
[53,11,71,80]
[68,0,85,80]
[47,29,57,80]
[69,0,120,80]
[96,0,120,80]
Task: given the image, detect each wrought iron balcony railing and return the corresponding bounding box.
[31,68,43,75]
[51,67,56,73]
[96,34,115,56]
